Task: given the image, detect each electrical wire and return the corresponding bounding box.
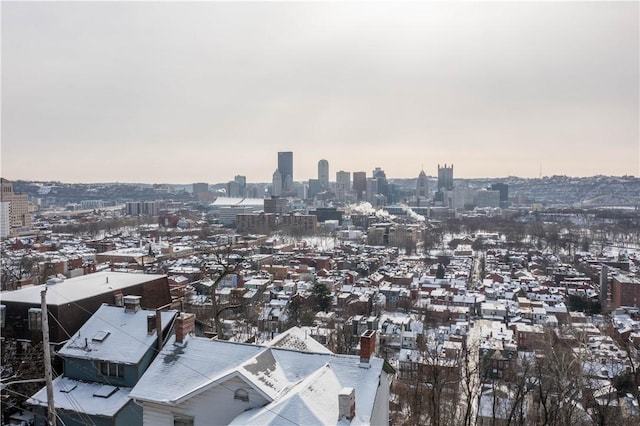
[46,286,303,425]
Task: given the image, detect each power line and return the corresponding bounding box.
[46,287,300,425]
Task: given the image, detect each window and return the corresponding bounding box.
[95,361,124,378]
[174,415,194,426]
[234,388,249,402]
[28,308,42,331]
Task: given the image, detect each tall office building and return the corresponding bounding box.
[235,175,247,196]
[308,179,321,200]
[227,181,241,198]
[277,152,293,193]
[0,201,10,239]
[416,170,429,206]
[437,164,454,191]
[318,159,329,190]
[490,183,509,207]
[372,167,389,203]
[335,171,351,202]
[366,178,379,203]
[353,172,366,201]
[272,169,283,197]
[193,182,209,195]
[0,178,32,234]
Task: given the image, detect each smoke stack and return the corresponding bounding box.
[359,330,376,368]
[175,313,195,343]
[338,387,355,421]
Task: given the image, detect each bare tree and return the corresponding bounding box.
[201,246,243,339]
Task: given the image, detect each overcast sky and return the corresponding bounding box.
[2,1,638,184]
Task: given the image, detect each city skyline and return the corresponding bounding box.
[2,1,638,184]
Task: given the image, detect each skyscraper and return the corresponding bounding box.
[437,164,454,191]
[318,159,329,190]
[235,175,247,197]
[277,152,293,193]
[353,172,366,201]
[335,171,351,202]
[416,169,429,206]
[272,169,283,197]
[372,167,389,203]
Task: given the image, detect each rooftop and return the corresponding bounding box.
[0,272,166,305]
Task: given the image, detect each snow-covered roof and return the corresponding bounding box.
[210,197,265,207]
[268,326,333,354]
[0,272,167,305]
[229,364,346,426]
[130,333,386,424]
[59,304,177,364]
[130,338,264,404]
[28,376,132,417]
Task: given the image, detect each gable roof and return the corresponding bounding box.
[229,364,343,426]
[130,334,386,423]
[58,304,177,364]
[268,326,333,354]
[129,338,264,404]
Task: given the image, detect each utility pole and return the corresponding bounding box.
[41,288,56,426]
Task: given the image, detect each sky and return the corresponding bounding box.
[1,1,639,184]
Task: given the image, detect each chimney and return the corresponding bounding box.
[338,387,355,421]
[147,314,156,335]
[123,295,142,313]
[175,313,195,343]
[359,330,376,368]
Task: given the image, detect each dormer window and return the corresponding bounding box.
[234,388,249,402]
[95,361,124,378]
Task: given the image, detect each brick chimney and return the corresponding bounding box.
[147,314,156,335]
[175,313,195,343]
[359,330,376,368]
[338,387,355,421]
[123,295,141,313]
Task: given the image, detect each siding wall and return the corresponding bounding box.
[141,376,269,425]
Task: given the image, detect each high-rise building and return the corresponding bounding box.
[308,179,321,200]
[490,183,509,207]
[416,170,429,206]
[227,181,241,198]
[372,167,389,204]
[437,164,454,191]
[233,175,247,197]
[336,171,351,202]
[272,169,283,197]
[277,152,293,193]
[366,178,379,203]
[353,172,366,201]
[318,159,329,190]
[0,178,32,234]
[264,196,288,214]
[193,182,209,195]
[0,201,10,239]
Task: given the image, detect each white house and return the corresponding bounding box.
[129,319,393,425]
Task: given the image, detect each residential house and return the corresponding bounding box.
[1,272,172,345]
[129,326,394,425]
[28,298,177,425]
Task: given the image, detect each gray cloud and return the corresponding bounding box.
[2,1,638,183]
